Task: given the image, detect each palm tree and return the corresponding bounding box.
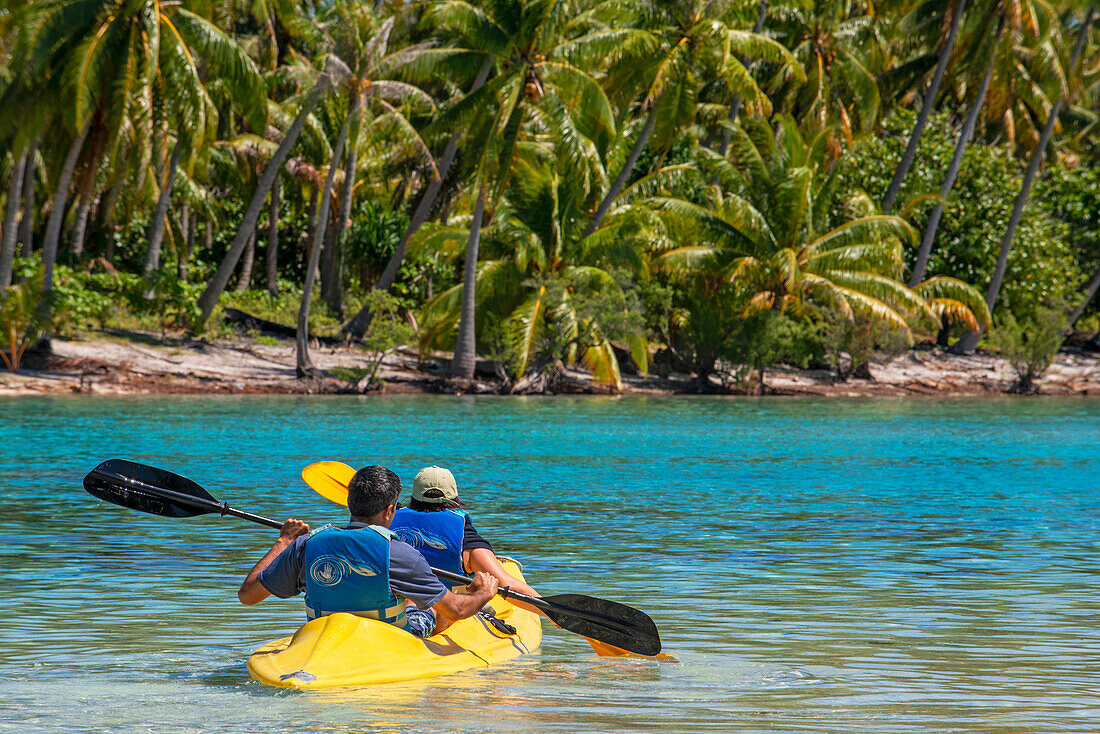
[16,141,37,259]
[410,0,617,380]
[715,0,769,158]
[768,0,886,146]
[315,10,436,318]
[4,0,265,302]
[968,0,1066,153]
[954,7,1094,353]
[0,149,28,289]
[265,174,281,295]
[417,110,667,388]
[194,54,346,331]
[297,95,355,378]
[651,117,989,371]
[582,0,801,239]
[882,0,968,213]
[907,0,1065,286]
[138,7,266,284]
[909,13,1006,286]
[340,59,493,341]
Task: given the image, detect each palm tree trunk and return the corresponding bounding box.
[319,205,335,306]
[909,23,999,287]
[451,182,488,380]
[341,61,493,340]
[96,143,132,239]
[320,210,337,303]
[1068,264,1100,327]
[582,104,658,240]
[142,136,184,278]
[70,190,93,257]
[297,109,352,378]
[0,150,27,289]
[953,8,1093,353]
[325,99,362,318]
[716,1,768,158]
[195,77,328,332]
[304,185,319,246]
[883,0,967,212]
[42,119,92,291]
[235,230,255,292]
[266,174,280,296]
[179,204,193,281]
[17,143,36,256]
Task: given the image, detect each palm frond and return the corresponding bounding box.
[508,286,546,376]
[582,338,622,390]
[913,276,992,330]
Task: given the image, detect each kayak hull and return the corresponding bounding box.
[246,558,542,688]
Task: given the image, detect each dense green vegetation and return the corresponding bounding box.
[1,0,1098,390]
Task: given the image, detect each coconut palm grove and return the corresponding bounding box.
[1,0,1098,391]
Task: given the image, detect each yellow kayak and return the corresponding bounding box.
[246,558,542,688]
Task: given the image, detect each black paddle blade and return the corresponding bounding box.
[542,593,662,656]
[83,459,216,519]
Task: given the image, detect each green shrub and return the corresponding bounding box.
[721,311,825,391]
[15,257,133,333]
[660,276,825,390]
[0,267,51,372]
[822,313,910,380]
[221,285,306,326]
[357,290,415,388]
[142,270,204,331]
[836,111,1084,318]
[986,303,1068,393]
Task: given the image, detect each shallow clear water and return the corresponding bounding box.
[1,395,1099,733]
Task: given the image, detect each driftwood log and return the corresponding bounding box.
[224,308,343,347]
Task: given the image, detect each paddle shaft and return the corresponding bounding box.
[90,468,283,529]
[428,567,635,631]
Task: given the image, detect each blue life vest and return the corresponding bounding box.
[391,508,466,584]
[302,524,407,628]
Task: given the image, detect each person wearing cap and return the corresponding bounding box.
[390,466,544,616]
[237,465,498,637]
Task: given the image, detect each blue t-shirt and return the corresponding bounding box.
[258,522,448,610]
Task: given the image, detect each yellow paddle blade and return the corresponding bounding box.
[584,637,678,661]
[301,461,355,507]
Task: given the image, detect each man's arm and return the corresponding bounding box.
[462,547,545,617]
[238,518,309,605]
[431,571,499,634]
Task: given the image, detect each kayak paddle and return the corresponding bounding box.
[84,459,663,657]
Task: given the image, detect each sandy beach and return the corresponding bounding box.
[2,332,1097,397]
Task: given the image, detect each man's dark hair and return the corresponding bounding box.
[348,465,402,518]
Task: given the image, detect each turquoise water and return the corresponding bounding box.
[1,396,1099,733]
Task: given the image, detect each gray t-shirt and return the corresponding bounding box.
[257,522,448,610]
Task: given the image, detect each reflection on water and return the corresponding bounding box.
[1,396,1099,732]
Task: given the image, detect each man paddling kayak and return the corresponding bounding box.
[390,466,544,617]
[238,465,498,637]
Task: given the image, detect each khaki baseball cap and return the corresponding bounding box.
[412,466,459,503]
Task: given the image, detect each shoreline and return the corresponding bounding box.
[2,331,1099,398]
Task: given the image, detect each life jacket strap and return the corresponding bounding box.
[306,601,408,626]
